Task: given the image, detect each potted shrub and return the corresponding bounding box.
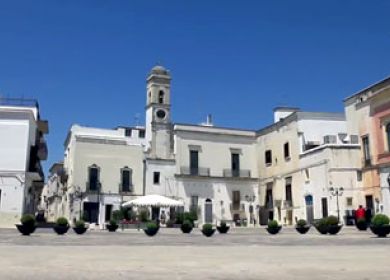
[53,217,70,235]
[107,219,119,232]
[16,214,36,236]
[370,214,390,238]
[217,221,230,234]
[315,218,329,235]
[73,220,88,235]
[295,219,311,234]
[181,220,193,234]
[144,222,159,236]
[327,216,343,235]
[356,218,368,231]
[202,224,216,237]
[266,220,282,235]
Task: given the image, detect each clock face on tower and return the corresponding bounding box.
[156,109,167,120]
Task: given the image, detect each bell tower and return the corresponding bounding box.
[145,65,173,159]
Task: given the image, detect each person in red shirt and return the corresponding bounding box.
[356,205,366,221]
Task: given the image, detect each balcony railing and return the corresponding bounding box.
[180,167,210,177]
[283,200,293,209]
[86,182,101,193]
[119,183,133,194]
[0,97,39,108]
[223,169,251,178]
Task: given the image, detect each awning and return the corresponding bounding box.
[122,194,184,208]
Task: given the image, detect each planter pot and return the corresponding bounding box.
[315,225,329,235]
[296,226,311,235]
[370,225,390,238]
[73,227,88,235]
[202,229,216,237]
[328,225,343,235]
[16,224,36,236]
[356,222,368,231]
[107,224,119,232]
[53,225,70,235]
[217,226,230,234]
[144,227,159,237]
[266,226,282,235]
[181,225,193,234]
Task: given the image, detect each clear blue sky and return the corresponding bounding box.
[0,0,389,173]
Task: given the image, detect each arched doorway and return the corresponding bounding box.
[305,195,314,224]
[205,199,213,223]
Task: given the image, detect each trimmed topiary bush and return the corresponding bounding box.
[356,218,368,231]
[53,217,70,235]
[217,221,230,234]
[315,218,329,235]
[73,219,87,235]
[370,214,390,238]
[326,216,339,226]
[202,224,216,237]
[144,222,159,236]
[16,214,37,236]
[296,219,310,234]
[107,219,119,232]
[267,220,282,235]
[371,214,390,227]
[181,220,193,234]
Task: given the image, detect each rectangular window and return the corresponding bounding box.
[190,196,198,214]
[190,150,199,175]
[88,167,99,191]
[321,198,328,218]
[232,191,241,210]
[139,130,146,138]
[121,169,132,192]
[285,178,292,203]
[266,183,273,209]
[357,171,362,182]
[0,189,2,209]
[346,197,353,207]
[231,153,240,177]
[284,142,290,159]
[265,150,272,165]
[362,136,371,166]
[125,129,132,137]
[153,172,160,185]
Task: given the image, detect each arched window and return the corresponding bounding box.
[158,90,164,104]
[386,123,390,151]
[121,167,132,193]
[88,164,100,191]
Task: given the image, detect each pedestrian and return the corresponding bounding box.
[355,205,366,221]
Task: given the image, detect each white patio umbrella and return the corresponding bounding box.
[122,194,184,208]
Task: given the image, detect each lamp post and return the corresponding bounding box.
[245,195,256,227]
[329,187,344,222]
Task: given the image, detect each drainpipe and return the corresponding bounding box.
[142,159,147,196]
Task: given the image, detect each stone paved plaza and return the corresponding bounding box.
[0,227,389,279]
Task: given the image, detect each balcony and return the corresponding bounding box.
[86,182,101,193]
[180,167,210,177]
[37,138,48,161]
[223,169,251,178]
[119,183,134,195]
[283,200,293,209]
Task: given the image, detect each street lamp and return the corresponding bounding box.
[329,187,344,222]
[245,195,256,226]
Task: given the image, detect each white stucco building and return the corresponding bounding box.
[0,98,48,227]
[51,65,369,227]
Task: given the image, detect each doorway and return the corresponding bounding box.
[305,195,314,224]
[105,205,113,222]
[321,197,328,218]
[83,202,99,224]
[205,199,213,223]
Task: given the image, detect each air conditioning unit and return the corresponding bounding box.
[324,135,337,144]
